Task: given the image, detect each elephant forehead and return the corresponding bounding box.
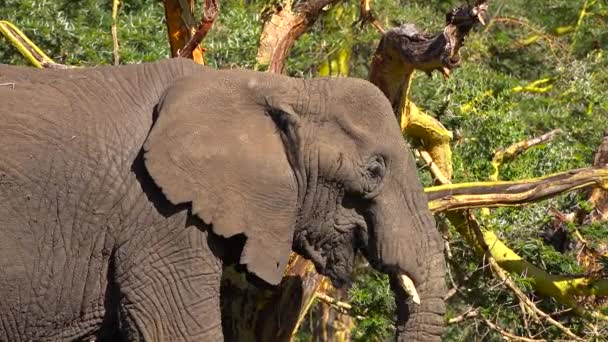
[327,79,393,115]
[325,83,399,136]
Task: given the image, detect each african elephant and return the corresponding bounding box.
[0,58,445,341]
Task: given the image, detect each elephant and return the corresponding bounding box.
[0,58,446,341]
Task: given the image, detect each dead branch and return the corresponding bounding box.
[491,129,563,181]
[177,0,219,63]
[426,167,608,213]
[370,0,489,107]
[369,1,489,182]
[422,150,605,337]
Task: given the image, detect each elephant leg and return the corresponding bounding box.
[115,225,224,342]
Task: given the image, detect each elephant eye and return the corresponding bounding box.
[365,156,386,194]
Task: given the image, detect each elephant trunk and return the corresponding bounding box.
[390,250,446,341]
[367,179,446,341]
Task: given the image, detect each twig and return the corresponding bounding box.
[449,304,545,341]
[417,149,451,185]
[444,239,469,300]
[481,315,547,342]
[111,0,120,65]
[520,301,534,338]
[315,292,353,311]
[314,292,365,320]
[448,307,479,324]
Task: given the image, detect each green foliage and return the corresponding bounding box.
[1,0,607,340]
[205,0,262,69]
[0,0,169,65]
[348,268,395,341]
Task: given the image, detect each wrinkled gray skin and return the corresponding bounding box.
[0,58,445,341]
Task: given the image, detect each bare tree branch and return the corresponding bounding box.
[177,0,219,63]
[426,167,608,213]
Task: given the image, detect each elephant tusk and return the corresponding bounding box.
[399,274,421,305]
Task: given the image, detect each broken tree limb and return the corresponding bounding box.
[426,167,608,213]
[490,129,563,181]
[370,0,489,102]
[315,291,354,312]
[424,159,608,308]
[256,0,341,73]
[369,1,488,181]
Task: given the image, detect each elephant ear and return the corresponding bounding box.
[143,74,300,285]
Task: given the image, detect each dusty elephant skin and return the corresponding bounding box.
[0,58,445,341]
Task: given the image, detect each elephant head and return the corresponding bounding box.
[143,68,446,340]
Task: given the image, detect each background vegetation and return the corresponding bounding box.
[1,0,607,340]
